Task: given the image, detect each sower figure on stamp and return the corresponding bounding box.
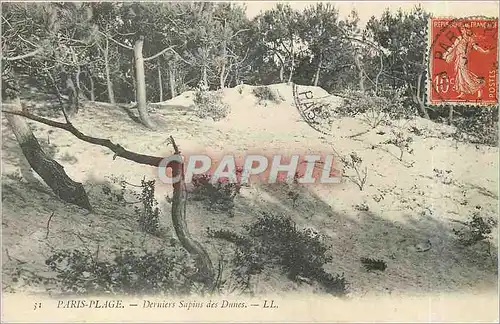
[443,25,491,99]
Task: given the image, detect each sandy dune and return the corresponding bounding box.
[2,83,498,299]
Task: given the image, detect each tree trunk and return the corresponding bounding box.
[134,36,156,129]
[132,65,137,103]
[412,93,430,120]
[2,72,92,211]
[219,63,226,89]
[220,35,227,89]
[287,62,294,84]
[168,63,176,98]
[313,55,322,87]
[75,67,81,94]
[169,138,214,289]
[157,59,163,102]
[287,42,295,84]
[415,73,430,119]
[103,38,116,104]
[417,54,430,119]
[354,53,365,92]
[274,51,285,83]
[448,107,454,125]
[235,68,241,85]
[201,65,208,88]
[358,70,365,92]
[88,72,95,101]
[75,68,88,102]
[66,75,78,116]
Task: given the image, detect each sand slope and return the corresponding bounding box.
[1,83,498,298]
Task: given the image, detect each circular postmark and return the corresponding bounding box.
[427,15,498,106]
[292,83,334,136]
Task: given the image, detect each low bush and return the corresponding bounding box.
[189,173,241,214]
[452,106,498,147]
[453,211,498,246]
[337,87,412,127]
[45,246,195,295]
[252,86,281,105]
[193,82,230,121]
[207,212,348,296]
[134,178,160,236]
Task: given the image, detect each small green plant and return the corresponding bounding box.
[383,131,414,161]
[337,151,368,191]
[252,86,281,105]
[134,178,160,235]
[44,246,194,295]
[207,212,348,296]
[193,82,230,121]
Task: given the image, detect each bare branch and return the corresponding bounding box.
[45,212,55,239]
[17,34,38,48]
[168,48,192,66]
[144,45,176,62]
[230,28,250,40]
[1,48,41,61]
[45,69,71,123]
[98,31,133,50]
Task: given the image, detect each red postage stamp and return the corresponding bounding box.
[428,17,498,105]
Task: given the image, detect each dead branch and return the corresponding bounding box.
[144,45,177,62]
[1,48,41,61]
[98,31,133,50]
[45,212,55,239]
[1,109,164,167]
[168,135,215,289]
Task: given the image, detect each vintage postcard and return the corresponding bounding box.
[1,1,498,323]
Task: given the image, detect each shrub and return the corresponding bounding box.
[337,87,412,127]
[134,178,160,235]
[208,212,348,296]
[101,181,126,204]
[360,257,387,271]
[452,106,498,147]
[252,86,281,105]
[45,247,195,295]
[193,82,230,121]
[335,151,368,191]
[382,131,414,161]
[453,211,498,246]
[189,173,241,214]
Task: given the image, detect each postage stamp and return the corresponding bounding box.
[427,17,498,105]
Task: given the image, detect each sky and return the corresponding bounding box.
[243,1,499,26]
